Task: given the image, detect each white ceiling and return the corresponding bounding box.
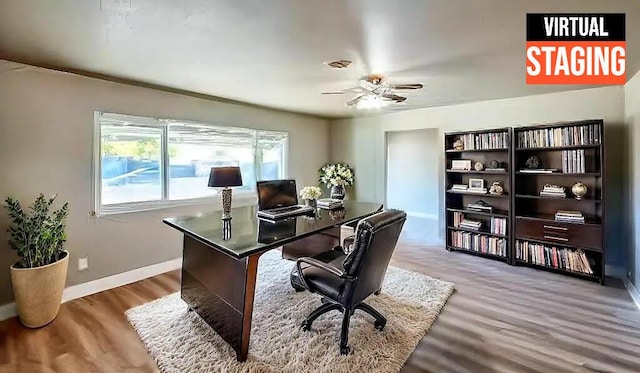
[0,0,638,118]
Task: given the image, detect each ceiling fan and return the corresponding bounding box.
[322,74,423,108]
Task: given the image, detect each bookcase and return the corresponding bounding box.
[444,120,605,284]
[444,128,513,263]
[513,120,605,284]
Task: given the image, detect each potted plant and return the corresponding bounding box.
[299,186,323,209]
[319,162,355,200]
[5,194,70,328]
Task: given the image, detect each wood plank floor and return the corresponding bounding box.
[1,233,639,372]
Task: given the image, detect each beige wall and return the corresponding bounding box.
[625,71,640,286]
[0,60,330,306]
[330,87,627,275]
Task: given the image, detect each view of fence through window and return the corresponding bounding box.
[97,113,288,211]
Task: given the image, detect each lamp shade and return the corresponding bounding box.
[208,166,243,187]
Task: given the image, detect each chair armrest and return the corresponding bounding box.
[297,257,345,277]
[295,257,354,290]
[342,235,355,253]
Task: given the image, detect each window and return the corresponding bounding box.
[94,112,288,215]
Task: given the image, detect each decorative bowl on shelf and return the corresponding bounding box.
[525,155,541,169]
[571,181,588,200]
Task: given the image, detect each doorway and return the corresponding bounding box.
[385,129,442,244]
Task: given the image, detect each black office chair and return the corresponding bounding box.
[290,209,407,355]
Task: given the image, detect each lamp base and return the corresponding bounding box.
[221,188,233,220]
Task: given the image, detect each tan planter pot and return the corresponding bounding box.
[10,251,69,328]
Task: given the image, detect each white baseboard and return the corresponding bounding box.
[624,278,640,311]
[0,257,182,322]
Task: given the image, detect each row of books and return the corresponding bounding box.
[517,124,601,148]
[490,217,507,235]
[540,184,566,198]
[555,210,585,223]
[450,231,507,257]
[452,212,482,230]
[515,240,594,275]
[561,149,587,173]
[454,132,508,150]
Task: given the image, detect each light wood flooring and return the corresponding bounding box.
[1,232,639,372]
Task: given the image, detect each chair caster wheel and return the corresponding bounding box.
[340,345,350,355]
[301,321,311,332]
[374,320,386,331]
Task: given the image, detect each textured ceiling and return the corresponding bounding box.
[0,0,638,118]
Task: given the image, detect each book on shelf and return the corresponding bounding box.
[467,187,488,194]
[540,184,566,198]
[451,184,468,191]
[459,219,482,230]
[450,231,507,257]
[515,240,594,275]
[555,210,585,223]
[490,217,507,235]
[561,149,587,173]
[519,169,558,173]
[517,123,601,148]
[467,202,492,212]
[485,168,506,172]
[452,131,507,150]
[317,198,343,209]
[452,212,464,227]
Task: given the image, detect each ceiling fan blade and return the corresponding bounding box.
[382,93,407,103]
[388,83,424,90]
[346,94,368,107]
[322,86,369,95]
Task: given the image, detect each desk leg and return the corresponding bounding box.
[181,235,260,362]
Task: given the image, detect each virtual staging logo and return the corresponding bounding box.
[526,13,626,84]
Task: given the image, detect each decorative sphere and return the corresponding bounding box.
[525,155,541,169]
[571,182,588,200]
[474,162,484,171]
[489,160,500,169]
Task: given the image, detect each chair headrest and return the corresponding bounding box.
[356,209,407,233]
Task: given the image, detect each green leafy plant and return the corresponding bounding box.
[4,194,69,268]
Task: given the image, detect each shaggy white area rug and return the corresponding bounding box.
[126,250,454,373]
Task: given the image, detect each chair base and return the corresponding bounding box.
[300,299,387,355]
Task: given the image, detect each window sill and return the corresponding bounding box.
[96,193,257,217]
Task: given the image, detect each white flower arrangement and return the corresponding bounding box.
[299,186,322,200]
[319,162,355,187]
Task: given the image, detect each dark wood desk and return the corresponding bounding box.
[163,201,382,361]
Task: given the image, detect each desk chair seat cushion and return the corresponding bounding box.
[290,248,346,301]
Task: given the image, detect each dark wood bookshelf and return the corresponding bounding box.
[444,120,606,285]
[513,119,605,284]
[445,128,512,263]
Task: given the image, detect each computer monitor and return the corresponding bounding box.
[256,179,299,210]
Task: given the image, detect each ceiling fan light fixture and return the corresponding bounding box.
[355,95,390,110]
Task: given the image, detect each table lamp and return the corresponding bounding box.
[208,166,243,220]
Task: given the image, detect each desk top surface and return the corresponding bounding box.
[163,201,382,259]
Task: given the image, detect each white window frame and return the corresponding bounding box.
[92,112,289,216]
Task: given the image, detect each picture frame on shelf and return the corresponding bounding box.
[451,159,472,170]
[468,178,485,189]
